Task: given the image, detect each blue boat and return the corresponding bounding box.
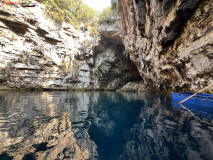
[172,92,213,119]
[172,92,213,108]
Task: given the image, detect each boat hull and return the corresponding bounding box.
[172,92,213,108]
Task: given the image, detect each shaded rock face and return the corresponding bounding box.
[91,25,141,90]
[65,24,141,90]
[118,0,213,92]
[0,4,140,90]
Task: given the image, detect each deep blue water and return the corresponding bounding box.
[0,91,212,160]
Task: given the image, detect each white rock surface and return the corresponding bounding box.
[0,3,140,90]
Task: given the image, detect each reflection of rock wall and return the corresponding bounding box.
[118,0,213,92]
[0,91,98,160]
[0,4,140,90]
[0,91,143,160]
[1,91,212,160]
[120,93,213,160]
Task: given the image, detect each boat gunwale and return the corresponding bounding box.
[172,92,213,98]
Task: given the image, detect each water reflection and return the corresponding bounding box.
[121,93,213,160]
[0,91,98,160]
[0,91,212,160]
[172,100,213,119]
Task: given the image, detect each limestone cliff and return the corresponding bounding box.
[0,2,140,90]
[118,0,213,92]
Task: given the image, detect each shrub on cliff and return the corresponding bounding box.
[99,0,120,24]
[37,0,118,35]
[37,0,97,29]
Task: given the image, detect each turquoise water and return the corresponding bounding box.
[0,91,212,160]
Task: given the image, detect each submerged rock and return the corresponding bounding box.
[119,81,146,92]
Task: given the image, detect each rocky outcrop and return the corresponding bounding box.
[66,24,141,90]
[118,0,213,92]
[91,24,141,90]
[0,3,140,90]
[118,81,146,92]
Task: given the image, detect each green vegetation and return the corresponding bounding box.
[99,0,120,24]
[37,0,97,30]
[59,61,72,71]
[123,49,129,58]
[36,0,119,34]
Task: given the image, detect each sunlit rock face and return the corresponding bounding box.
[0,4,140,90]
[118,0,213,92]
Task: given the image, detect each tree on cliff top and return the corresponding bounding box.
[37,0,97,28]
[37,0,119,34]
[99,0,119,24]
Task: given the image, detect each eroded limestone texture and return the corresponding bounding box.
[119,0,213,92]
[0,4,140,90]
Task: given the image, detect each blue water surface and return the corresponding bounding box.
[0,91,212,160]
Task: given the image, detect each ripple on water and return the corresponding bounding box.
[0,91,212,160]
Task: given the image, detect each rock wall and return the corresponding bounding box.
[0,2,140,90]
[118,0,213,92]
